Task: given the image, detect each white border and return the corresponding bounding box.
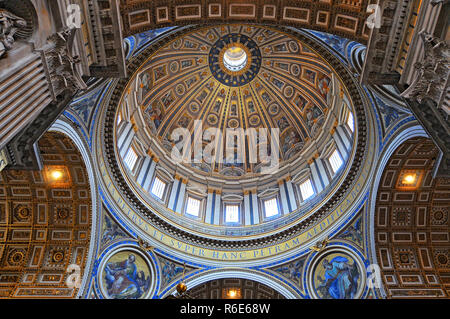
[50,118,101,298]
[306,245,367,299]
[162,268,300,299]
[96,245,157,299]
[366,124,428,298]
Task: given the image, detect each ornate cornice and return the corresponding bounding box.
[119,0,371,44]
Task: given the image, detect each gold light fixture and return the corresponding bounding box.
[44,165,71,187]
[175,262,190,297]
[176,282,187,294]
[224,288,241,299]
[403,174,416,184]
[397,170,422,190]
[51,170,63,180]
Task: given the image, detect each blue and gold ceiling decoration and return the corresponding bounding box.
[133,25,337,177]
[208,32,262,87]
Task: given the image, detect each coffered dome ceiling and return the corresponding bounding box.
[120,25,351,178]
[99,24,370,255]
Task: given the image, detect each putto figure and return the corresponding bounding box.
[0,9,26,58]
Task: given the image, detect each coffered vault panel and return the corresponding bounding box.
[374,137,450,298]
[187,278,285,299]
[119,0,375,44]
[0,132,92,298]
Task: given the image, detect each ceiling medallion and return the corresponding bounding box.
[220,42,251,74]
[209,33,261,87]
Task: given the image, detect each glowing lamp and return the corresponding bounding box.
[176,282,187,294]
[51,170,63,180]
[403,174,416,184]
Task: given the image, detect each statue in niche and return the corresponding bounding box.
[0,9,26,58]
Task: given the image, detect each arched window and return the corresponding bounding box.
[185,196,201,217]
[150,176,166,199]
[263,197,279,218]
[346,111,354,133]
[124,147,138,171]
[299,178,315,201]
[328,149,343,175]
[225,204,240,223]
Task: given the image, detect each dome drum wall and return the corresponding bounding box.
[95,24,378,266]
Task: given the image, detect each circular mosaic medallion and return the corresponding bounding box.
[207,114,218,126]
[291,64,301,77]
[175,83,186,96]
[289,41,299,52]
[283,85,294,98]
[209,33,262,87]
[228,118,240,128]
[307,246,366,299]
[169,61,179,74]
[98,247,155,299]
[268,103,280,116]
[249,114,261,126]
[172,39,182,50]
[189,101,200,114]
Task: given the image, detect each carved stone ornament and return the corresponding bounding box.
[44,28,87,94]
[401,31,450,107]
[0,8,26,58]
[430,0,450,6]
